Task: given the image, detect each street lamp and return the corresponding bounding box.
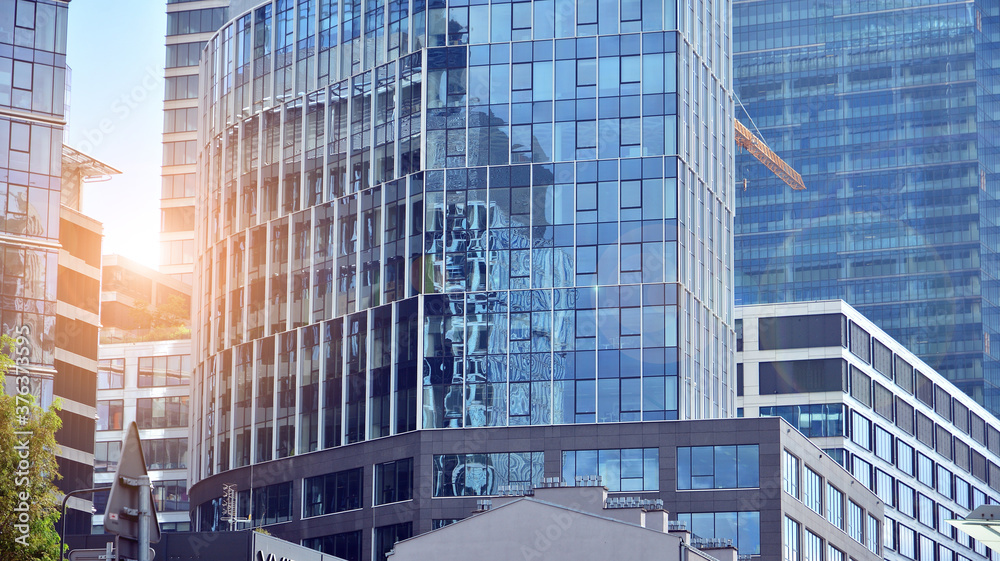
[59,486,112,560]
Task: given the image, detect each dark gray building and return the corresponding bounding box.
[195,417,883,561]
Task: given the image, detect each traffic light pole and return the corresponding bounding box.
[137,476,150,561]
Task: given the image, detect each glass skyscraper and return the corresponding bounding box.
[733,2,1000,412]
[189,0,735,554]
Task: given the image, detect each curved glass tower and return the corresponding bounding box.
[191,0,734,554]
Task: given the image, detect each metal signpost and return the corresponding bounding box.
[76,422,159,561]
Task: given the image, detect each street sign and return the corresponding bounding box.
[67,548,112,561]
[67,545,155,561]
[104,422,160,544]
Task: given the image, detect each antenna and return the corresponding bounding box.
[220,483,251,531]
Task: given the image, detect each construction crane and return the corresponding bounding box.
[735,119,806,191]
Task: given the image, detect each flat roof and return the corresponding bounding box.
[62,145,122,177]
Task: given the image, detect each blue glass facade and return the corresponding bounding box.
[0,0,68,370]
[191,0,734,487]
[733,1,1000,413]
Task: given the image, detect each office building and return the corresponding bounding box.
[0,0,121,533]
[198,416,883,561]
[187,0,738,555]
[57,146,120,533]
[93,256,193,533]
[162,0,229,284]
[732,0,1000,413]
[738,300,1000,561]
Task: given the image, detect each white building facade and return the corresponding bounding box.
[738,301,1000,561]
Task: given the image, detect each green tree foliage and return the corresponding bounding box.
[129,294,191,341]
[0,335,64,561]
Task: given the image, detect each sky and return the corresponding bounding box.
[66,2,167,270]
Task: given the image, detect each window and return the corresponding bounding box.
[897,439,914,475]
[141,437,188,469]
[166,7,228,35]
[895,396,914,435]
[827,484,844,529]
[433,452,544,497]
[897,482,915,517]
[165,75,199,101]
[162,173,197,198]
[917,494,935,529]
[98,358,124,389]
[784,516,800,561]
[849,321,871,363]
[374,522,412,561]
[884,517,896,551]
[875,469,894,506]
[758,359,846,394]
[874,425,893,463]
[758,314,846,349]
[852,456,871,488]
[866,514,879,554]
[252,481,293,526]
[375,458,413,505]
[304,467,363,516]
[94,441,121,473]
[898,523,915,559]
[135,397,189,429]
[165,42,204,68]
[916,453,934,488]
[759,404,845,437]
[677,445,759,490]
[302,530,362,560]
[138,355,191,387]
[163,140,197,165]
[152,479,189,512]
[895,356,914,394]
[872,338,892,378]
[848,500,864,543]
[562,448,658,491]
[804,530,822,561]
[97,400,123,431]
[677,512,761,555]
[873,381,893,420]
[803,466,822,514]
[826,544,844,561]
[162,206,196,232]
[851,411,871,450]
[783,450,800,498]
[163,107,198,133]
[955,476,971,509]
[850,366,871,407]
[937,505,954,539]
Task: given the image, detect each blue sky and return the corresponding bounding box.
[66,2,167,270]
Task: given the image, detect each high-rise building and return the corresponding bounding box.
[0,0,111,534]
[57,146,120,533]
[161,0,229,285]
[732,1,1000,413]
[738,300,1000,561]
[188,0,736,555]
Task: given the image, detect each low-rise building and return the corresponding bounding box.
[93,256,192,532]
[388,482,732,561]
[197,417,882,561]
